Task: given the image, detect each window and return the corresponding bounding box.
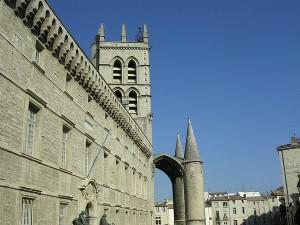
[162,207,166,212]
[232,200,235,204]
[242,207,245,214]
[25,103,39,155]
[253,208,257,215]
[214,202,219,207]
[233,208,236,214]
[128,60,137,83]
[216,222,220,225]
[216,211,220,218]
[59,203,67,225]
[241,200,244,203]
[155,216,161,225]
[85,140,92,176]
[233,220,238,225]
[223,202,228,207]
[21,198,34,225]
[113,60,122,83]
[114,90,122,102]
[128,91,137,114]
[61,126,69,167]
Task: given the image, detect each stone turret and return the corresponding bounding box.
[183,119,205,225]
[175,133,184,159]
[121,24,127,42]
[98,23,105,42]
[143,24,149,43]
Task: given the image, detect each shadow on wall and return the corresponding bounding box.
[242,207,282,225]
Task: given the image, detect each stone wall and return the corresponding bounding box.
[0,1,154,225]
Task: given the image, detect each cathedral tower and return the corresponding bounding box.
[92,24,152,142]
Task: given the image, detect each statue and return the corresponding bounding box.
[73,210,88,225]
[99,214,115,225]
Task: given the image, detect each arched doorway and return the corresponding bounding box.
[153,153,185,225]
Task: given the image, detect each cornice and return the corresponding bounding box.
[3,0,152,157]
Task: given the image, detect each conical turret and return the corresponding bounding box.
[184,118,201,162]
[175,133,184,159]
[98,23,105,41]
[183,118,205,225]
[121,24,127,42]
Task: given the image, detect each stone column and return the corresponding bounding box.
[172,176,185,225]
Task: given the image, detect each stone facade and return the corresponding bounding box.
[0,1,154,225]
[277,136,300,204]
[155,199,175,225]
[207,190,283,225]
[277,136,300,225]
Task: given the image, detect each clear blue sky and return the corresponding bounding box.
[48,0,300,201]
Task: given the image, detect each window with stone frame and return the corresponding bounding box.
[25,102,40,155]
[85,140,92,176]
[128,91,138,114]
[128,60,137,83]
[155,216,161,225]
[21,197,34,225]
[233,208,237,214]
[113,60,122,83]
[59,203,67,225]
[61,126,70,167]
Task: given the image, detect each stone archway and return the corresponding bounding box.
[153,153,185,225]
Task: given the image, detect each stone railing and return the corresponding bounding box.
[3,0,152,157]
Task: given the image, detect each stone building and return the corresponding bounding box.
[155,199,175,225]
[277,136,300,204]
[207,190,282,225]
[0,0,154,225]
[277,136,300,225]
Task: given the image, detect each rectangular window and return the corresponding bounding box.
[216,211,220,218]
[85,140,92,176]
[59,203,67,225]
[234,220,238,225]
[155,216,161,225]
[223,202,228,207]
[21,198,33,225]
[61,127,69,167]
[242,207,245,214]
[233,208,236,214]
[25,103,39,155]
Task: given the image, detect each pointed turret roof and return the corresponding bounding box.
[175,133,184,159]
[184,118,202,161]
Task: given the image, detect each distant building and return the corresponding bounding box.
[277,136,300,204]
[277,136,300,225]
[207,190,283,225]
[155,199,174,225]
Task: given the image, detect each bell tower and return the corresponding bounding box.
[91,24,152,142]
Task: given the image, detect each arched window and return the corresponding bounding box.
[128,60,137,83]
[128,91,137,114]
[113,60,122,83]
[114,90,122,102]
